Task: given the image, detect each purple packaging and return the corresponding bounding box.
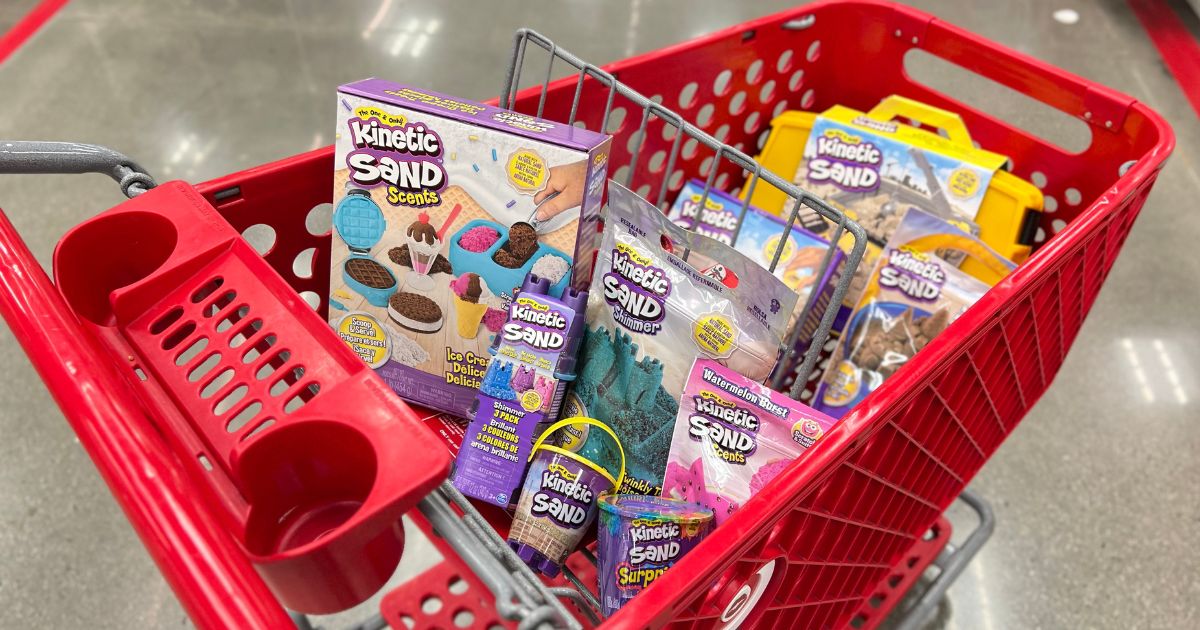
[508,418,624,577]
[330,79,611,417]
[663,358,840,525]
[452,275,589,507]
[596,495,713,617]
[664,180,740,245]
[812,208,1015,419]
[567,182,798,496]
[667,180,847,380]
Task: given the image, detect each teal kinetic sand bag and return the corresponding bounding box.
[563,182,797,495]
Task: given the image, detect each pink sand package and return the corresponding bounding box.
[663,358,840,525]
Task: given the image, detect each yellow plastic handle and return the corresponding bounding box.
[902,234,1013,286]
[867,96,973,148]
[531,417,626,492]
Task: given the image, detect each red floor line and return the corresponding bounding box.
[0,0,69,65]
[1128,0,1200,118]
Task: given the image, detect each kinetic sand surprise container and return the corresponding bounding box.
[596,495,714,617]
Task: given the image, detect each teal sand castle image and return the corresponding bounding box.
[570,326,678,494]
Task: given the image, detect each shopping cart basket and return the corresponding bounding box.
[0,1,1173,628]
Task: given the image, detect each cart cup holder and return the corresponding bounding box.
[239,420,404,614]
[241,421,379,555]
[50,182,451,615]
[55,210,179,326]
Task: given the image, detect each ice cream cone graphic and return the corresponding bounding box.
[451,273,489,339]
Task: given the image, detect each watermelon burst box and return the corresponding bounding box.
[329,79,611,416]
[663,359,840,526]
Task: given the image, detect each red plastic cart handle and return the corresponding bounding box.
[0,143,292,629]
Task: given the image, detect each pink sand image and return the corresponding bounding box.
[451,273,488,339]
[460,225,501,253]
[483,307,507,333]
[664,359,840,526]
[451,273,483,301]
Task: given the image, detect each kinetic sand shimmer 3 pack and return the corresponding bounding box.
[329,79,611,416]
[452,275,590,508]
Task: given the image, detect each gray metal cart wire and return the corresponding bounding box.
[501,29,867,397]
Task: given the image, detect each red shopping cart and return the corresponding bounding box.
[0,1,1173,628]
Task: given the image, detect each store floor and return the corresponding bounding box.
[0,1,1196,628]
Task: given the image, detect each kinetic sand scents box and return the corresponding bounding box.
[330,79,611,416]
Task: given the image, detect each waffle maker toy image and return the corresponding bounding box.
[333,188,397,307]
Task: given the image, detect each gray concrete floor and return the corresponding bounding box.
[0,1,1196,628]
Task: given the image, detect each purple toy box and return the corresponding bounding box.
[329,79,611,417]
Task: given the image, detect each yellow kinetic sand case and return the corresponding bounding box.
[745,97,1043,280]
